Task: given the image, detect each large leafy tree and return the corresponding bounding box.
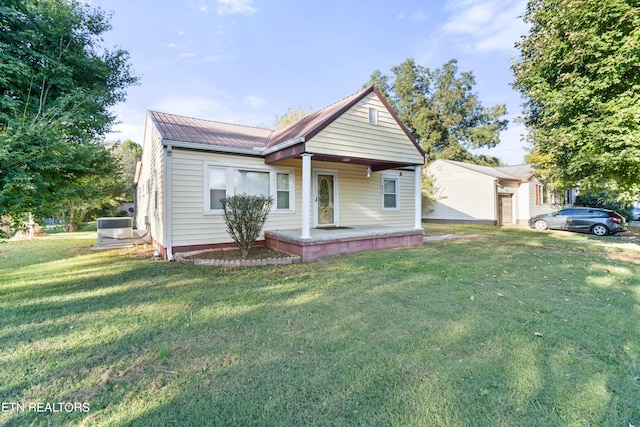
[0,0,139,221]
[365,58,508,164]
[56,140,142,232]
[273,105,314,130]
[512,0,640,199]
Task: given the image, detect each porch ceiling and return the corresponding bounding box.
[265,145,423,171]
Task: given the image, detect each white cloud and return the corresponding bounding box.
[443,0,528,53]
[216,0,257,15]
[397,10,426,22]
[188,0,210,13]
[153,96,235,121]
[410,11,426,22]
[244,95,267,109]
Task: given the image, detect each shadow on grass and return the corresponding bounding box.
[1,231,639,426]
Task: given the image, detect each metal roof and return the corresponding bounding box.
[148,86,422,158]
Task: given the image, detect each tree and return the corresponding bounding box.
[110,139,142,202]
[364,58,508,164]
[0,0,139,221]
[274,105,314,129]
[512,0,640,200]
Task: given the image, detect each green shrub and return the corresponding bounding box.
[220,195,273,258]
[574,192,633,221]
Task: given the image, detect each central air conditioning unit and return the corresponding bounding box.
[96,217,133,244]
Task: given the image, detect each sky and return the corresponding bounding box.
[90,0,530,165]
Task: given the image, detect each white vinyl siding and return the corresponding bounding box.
[136,116,166,247]
[330,163,414,227]
[306,93,424,165]
[171,152,299,247]
[425,160,497,222]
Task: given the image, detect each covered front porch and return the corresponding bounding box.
[264,225,425,261]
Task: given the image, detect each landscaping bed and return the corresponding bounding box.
[175,246,301,267]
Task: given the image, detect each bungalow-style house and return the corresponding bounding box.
[423,159,576,226]
[134,86,426,261]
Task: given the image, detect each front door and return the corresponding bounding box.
[314,171,337,227]
[499,194,513,225]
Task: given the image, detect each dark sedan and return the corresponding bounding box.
[529,207,628,236]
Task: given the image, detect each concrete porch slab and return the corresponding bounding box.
[264,226,425,261]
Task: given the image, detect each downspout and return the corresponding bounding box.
[414,165,422,229]
[494,179,499,226]
[165,143,174,261]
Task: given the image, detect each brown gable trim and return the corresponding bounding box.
[372,87,425,157]
[264,143,307,164]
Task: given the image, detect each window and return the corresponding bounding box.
[209,167,227,210]
[205,163,294,213]
[235,170,269,197]
[382,176,399,209]
[276,173,290,209]
[536,184,551,205]
[368,108,378,125]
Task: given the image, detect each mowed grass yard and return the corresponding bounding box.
[1,225,639,426]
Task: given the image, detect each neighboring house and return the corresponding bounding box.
[134,86,426,260]
[424,159,576,226]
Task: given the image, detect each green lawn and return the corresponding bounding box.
[1,226,639,426]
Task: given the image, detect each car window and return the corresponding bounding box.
[558,209,575,216]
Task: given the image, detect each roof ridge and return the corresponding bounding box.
[149,110,273,132]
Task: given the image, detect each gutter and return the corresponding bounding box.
[162,137,307,158]
[260,136,306,156]
[163,139,263,156]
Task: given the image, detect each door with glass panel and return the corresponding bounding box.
[314,171,337,227]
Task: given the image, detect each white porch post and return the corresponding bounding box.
[414,165,423,230]
[301,153,313,239]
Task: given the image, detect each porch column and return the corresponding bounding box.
[414,165,423,230]
[301,153,313,239]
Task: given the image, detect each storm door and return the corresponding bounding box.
[314,171,338,227]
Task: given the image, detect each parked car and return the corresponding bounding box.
[529,207,628,236]
[632,207,640,221]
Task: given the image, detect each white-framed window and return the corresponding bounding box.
[382,175,400,210]
[235,169,270,197]
[276,173,291,210]
[204,162,294,214]
[368,107,378,125]
[208,167,227,210]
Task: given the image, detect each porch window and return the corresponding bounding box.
[382,176,399,209]
[276,173,290,209]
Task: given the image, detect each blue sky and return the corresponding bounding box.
[91,0,530,164]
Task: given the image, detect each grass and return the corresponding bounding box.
[1,225,639,426]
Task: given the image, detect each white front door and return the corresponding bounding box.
[313,170,338,227]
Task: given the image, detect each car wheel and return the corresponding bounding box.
[534,220,548,231]
[592,224,609,236]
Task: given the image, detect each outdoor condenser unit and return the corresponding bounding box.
[96,217,133,244]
